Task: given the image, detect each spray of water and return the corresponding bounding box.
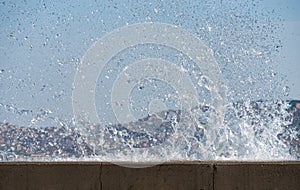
[0,1,299,165]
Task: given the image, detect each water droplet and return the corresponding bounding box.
[283,86,290,96]
[207,26,212,32]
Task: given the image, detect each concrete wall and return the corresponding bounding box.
[0,162,299,190]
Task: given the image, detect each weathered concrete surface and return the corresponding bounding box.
[214,162,300,190]
[101,163,213,190]
[0,163,101,190]
[0,162,299,190]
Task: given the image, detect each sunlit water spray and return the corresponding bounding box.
[0,1,299,165]
[1,97,299,162]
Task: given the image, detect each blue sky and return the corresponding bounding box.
[260,0,300,98]
[0,0,299,126]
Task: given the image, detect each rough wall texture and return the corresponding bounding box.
[0,162,299,190]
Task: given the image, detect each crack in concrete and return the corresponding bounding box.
[212,164,216,190]
[99,163,103,190]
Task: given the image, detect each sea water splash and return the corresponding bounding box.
[1,100,299,162]
[218,100,295,160]
[71,23,228,167]
[91,100,298,162]
[0,0,299,164]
